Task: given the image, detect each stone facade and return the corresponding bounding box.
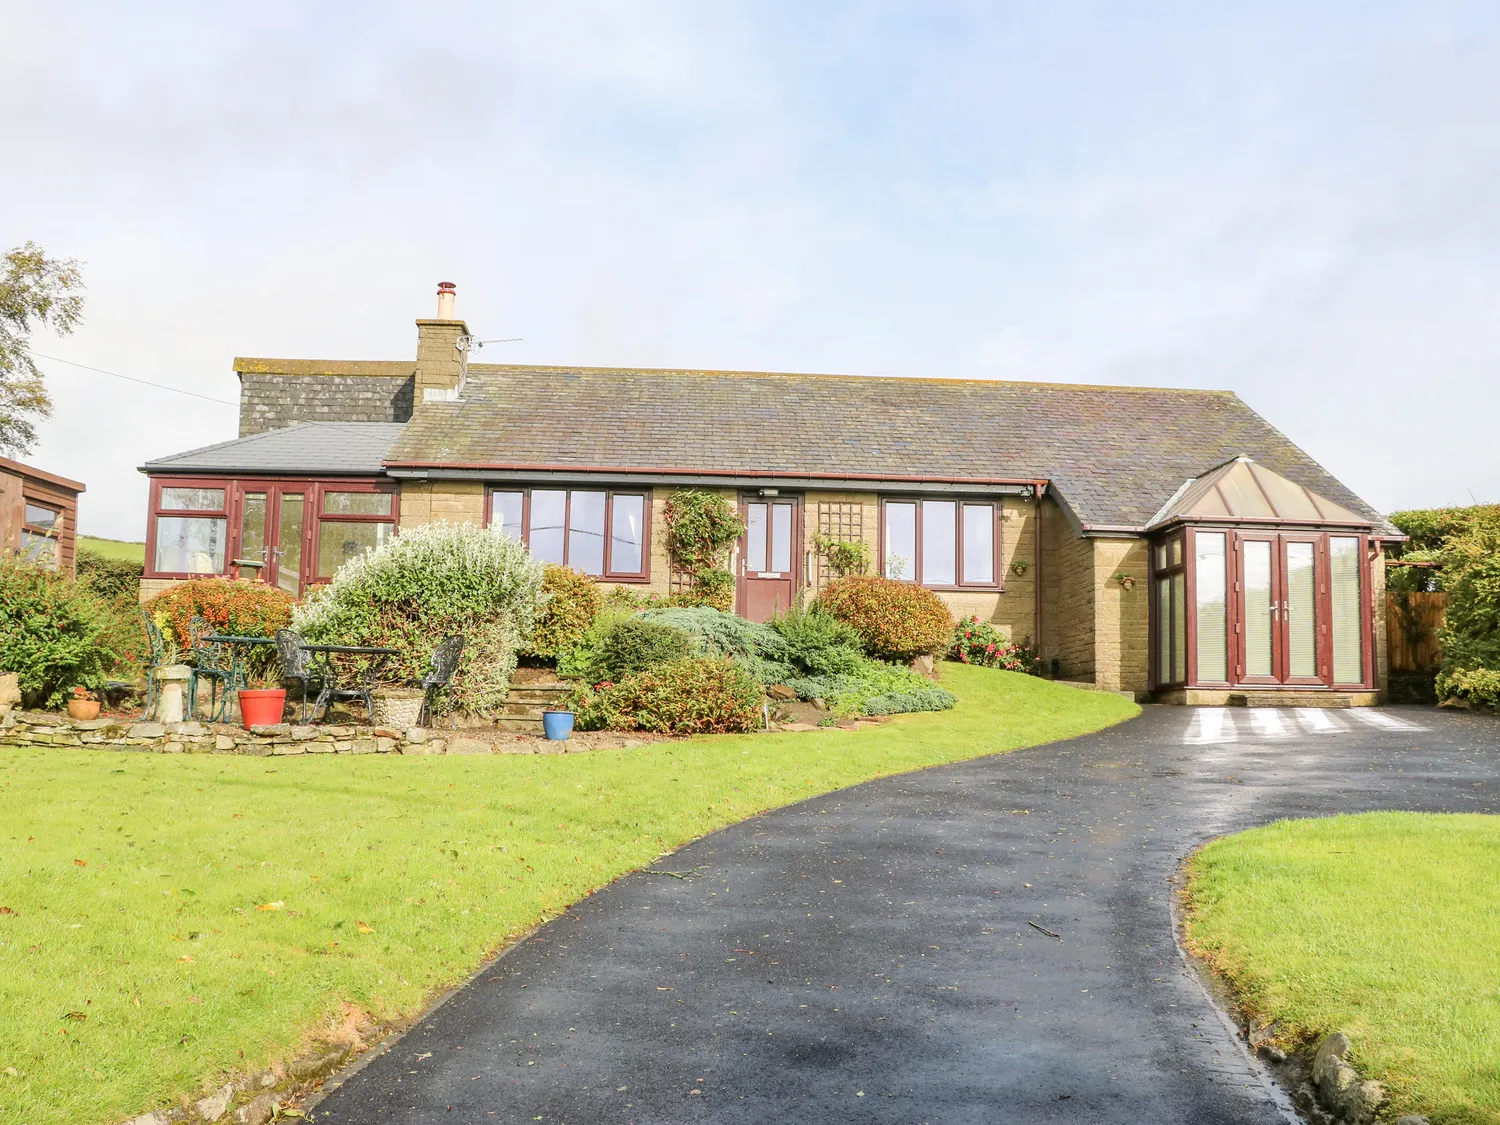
[237,370,414,436]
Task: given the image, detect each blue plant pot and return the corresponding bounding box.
[542,710,575,741]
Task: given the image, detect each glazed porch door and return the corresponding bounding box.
[233,485,309,595]
[738,498,800,622]
[1234,534,1324,685]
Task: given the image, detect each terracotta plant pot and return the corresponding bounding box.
[67,698,101,721]
[238,688,287,729]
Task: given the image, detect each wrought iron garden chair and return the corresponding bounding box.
[417,635,465,726]
[141,610,169,718]
[274,629,320,724]
[187,616,238,722]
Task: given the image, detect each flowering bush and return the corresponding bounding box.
[294,521,545,718]
[948,615,1042,674]
[568,657,765,734]
[524,564,604,660]
[145,577,294,649]
[814,576,953,661]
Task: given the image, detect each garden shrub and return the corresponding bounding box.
[814,576,954,661]
[76,547,143,600]
[556,608,633,680]
[863,687,959,716]
[663,490,743,613]
[812,533,872,578]
[768,602,866,676]
[948,615,1042,673]
[781,660,956,716]
[293,521,544,718]
[1434,667,1500,713]
[524,564,604,661]
[569,657,765,734]
[690,566,736,611]
[1434,521,1500,688]
[590,618,693,681]
[0,557,143,707]
[145,577,294,649]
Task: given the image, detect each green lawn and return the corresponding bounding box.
[0,665,1134,1125]
[77,537,145,564]
[1184,813,1500,1125]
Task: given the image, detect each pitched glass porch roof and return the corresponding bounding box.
[1147,456,1371,529]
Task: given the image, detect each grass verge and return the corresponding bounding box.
[76,537,146,564]
[0,665,1133,1124]
[1183,812,1500,1125]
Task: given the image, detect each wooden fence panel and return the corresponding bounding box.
[1386,591,1447,673]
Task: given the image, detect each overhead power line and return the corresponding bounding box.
[28,351,238,407]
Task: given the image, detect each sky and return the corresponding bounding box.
[4,1,1498,540]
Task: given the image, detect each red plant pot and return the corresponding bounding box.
[238,689,287,729]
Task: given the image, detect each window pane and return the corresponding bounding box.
[23,503,59,530]
[1154,543,1168,570]
[318,520,394,577]
[160,487,225,511]
[276,494,305,594]
[240,493,267,570]
[1194,533,1227,682]
[1172,571,1187,683]
[1286,542,1317,678]
[155,516,226,573]
[1157,577,1173,682]
[771,504,793,574]
[529,490,567,564]
[1170,538,1183,567]
[491,492,524,540]
[323,491,392,516]
[745,503,767,571]
[1243,541,1273,677]
[610,494,645,574]
[21,530,58,568]
[921,500,956,586]
[1331,537,1364,684]
[568,491,607,576]
[884,503,916,580]
[961,504,994,584]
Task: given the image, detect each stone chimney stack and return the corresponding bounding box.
[415,281,468,402]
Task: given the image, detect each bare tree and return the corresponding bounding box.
[0,242,86,456]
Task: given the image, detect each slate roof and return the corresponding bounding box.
[141,422,405,475]
[386,365,1390,533]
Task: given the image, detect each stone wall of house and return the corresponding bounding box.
[1040,498,1096,680]
[237,372,414,436]
[1091,538,1150,694]
[396,480,486,527]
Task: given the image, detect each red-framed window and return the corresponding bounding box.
[487,487,650,581]
[145,476,399,594]
[879,497,1003,591]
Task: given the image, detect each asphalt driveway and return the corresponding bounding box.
[313,704,1500,1124]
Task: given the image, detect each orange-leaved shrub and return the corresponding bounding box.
[145,578,295,648]
[568,657,765,734]
[814,575,954,661]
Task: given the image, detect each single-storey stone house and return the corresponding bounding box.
[140,284,1398,704]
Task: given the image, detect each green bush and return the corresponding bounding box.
[1435,522,1500,679]
[524,564,603,660]
[76,547,142,600]
[663,490,744,573]
[1435,667,1500,712]
[948,615,1042,673]
[781,660,956,716]
[293,521,544,718]
[814,576,954,661]
[638,606,785,659]
[569,657,765,733]
[0,557,143,708]
[812,533,872,578]
[768,602,866,676]
[863,687,959,716]
[145,577,294,650]
[590,618,693,681]
[691,567,736,611]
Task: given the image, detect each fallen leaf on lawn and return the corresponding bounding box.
[356,921,375,934]
[256,901,284,912]
[178,955,195,963]
[62,1011,87,1021]
[188,996,203,1005]
[0,906,15,915]
[73,859,87,867]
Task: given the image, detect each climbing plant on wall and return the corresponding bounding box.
[664,490,745,609]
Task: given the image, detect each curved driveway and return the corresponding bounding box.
[316,705,1500,1124]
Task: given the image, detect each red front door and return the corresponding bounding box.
[738,497,800,622]
[1234,533,1327,685]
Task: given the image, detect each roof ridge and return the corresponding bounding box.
[463,363,1240,396]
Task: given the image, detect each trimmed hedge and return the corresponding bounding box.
[815,576,954,661]
[76,547,143,600]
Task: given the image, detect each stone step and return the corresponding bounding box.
[495,716,544,733]
[502,702,548,719]
[507,686,571,701]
